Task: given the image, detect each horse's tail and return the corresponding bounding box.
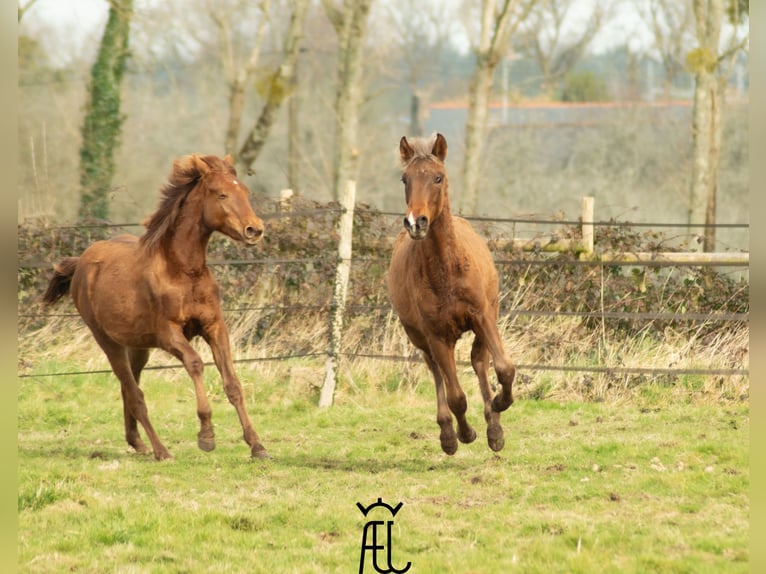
[42,257,79,306]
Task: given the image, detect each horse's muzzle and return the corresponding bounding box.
[244,225,264,244]
[404,214,429,240]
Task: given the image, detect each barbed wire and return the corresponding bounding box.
[18,352,748,380]
[17,352,326,380]
[20,252,751,271]
[18,306,749,323]
[363,209,749,229]
[30,208,749,232]
[343,353,749,378]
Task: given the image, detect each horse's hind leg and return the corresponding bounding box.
[123,348,151,454]
[471,336,504,452]
[473,314,515,413]
[99,340,170,461]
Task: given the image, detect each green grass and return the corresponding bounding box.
[18,360,749,573]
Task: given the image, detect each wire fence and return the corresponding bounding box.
[17,197,750,384]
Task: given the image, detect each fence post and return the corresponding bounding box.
[581,196,594,257]
[319,180,356,407]
[279,189,293,225]
[280,188,294,209]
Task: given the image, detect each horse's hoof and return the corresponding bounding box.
[198,439,216,452]
[130,440,149,454]
[487,422,505,452]
[153,448,173,461]
[197,436,216,452]
[441,442,458,455]
[251,444,270,459]
[491,394,513,413]
[458,426,477,444]
[440,431,458,455]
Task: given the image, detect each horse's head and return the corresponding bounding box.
[398,133,449,240]
[194,155,264,245]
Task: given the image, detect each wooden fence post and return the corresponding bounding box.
[581,196,594,256]
[319,180,356,407]
[280,189,293,224]
[280,188,294,209]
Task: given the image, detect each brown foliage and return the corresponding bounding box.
[19,195,748,347]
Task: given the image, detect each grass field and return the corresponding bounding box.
[17,357,749,573]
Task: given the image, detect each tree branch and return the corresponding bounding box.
[320,0,344,35]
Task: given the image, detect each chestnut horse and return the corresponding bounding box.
[43,154,268,460]
[387,133,516,455]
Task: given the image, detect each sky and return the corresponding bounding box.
[21,0,656,68]
[20,0,110,67]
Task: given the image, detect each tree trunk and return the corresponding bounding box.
[688,0,724,252]
[409,92,422,136]
[462,0,532,214]
[225,80,248,155]
[78,0,133,221]
[287,69,300,192]
[326,0,373,201]
[216,0,271,158]
[238,0,309,173]
[462,61,493,213]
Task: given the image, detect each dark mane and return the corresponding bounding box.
[398,133,442,170]
[140,155,235,252]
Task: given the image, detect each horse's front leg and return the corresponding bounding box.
[125,347,151,454]
[425,338,477,454]
[204,321,268,459]
[162,327,217,453]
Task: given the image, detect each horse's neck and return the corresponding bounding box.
[161,213,212,274]
[421,208,462,280]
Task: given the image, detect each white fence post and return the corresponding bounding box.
[280,188,294,209]
[581,196,594,256]
[319,180,356,407]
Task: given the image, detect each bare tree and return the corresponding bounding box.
[18,0,40,22]
[640,0,695,99]
[462,0,535,214]
[514,0,608,99]
[382,0,456,136]
[687,0,748,251]
[237,0,310,173]
[207,0,272,157]
[321,0,374,201]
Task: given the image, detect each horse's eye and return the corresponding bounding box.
[434,175,443,184]
[400,175,407,184]
[218,193,228,200]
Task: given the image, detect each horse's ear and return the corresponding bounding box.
[431,133,448,162]
[222,154,238,175]
[399,136,414,164]
[191,154,211,176]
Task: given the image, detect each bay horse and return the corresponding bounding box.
[42,154,268,460]
[387,133,516,455]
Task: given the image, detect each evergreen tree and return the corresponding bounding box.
[78,0,133,221]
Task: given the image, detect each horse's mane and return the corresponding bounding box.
[140,154,235,252]
[399,133,441,169]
